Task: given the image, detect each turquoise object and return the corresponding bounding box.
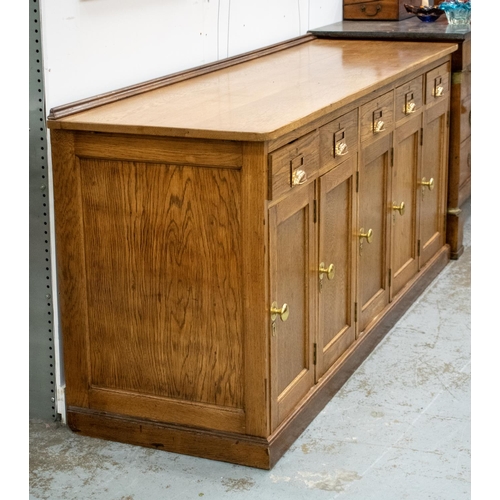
[440,1,471,25]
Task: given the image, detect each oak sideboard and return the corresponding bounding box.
[48,37,457,469]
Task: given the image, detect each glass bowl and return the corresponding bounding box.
[404,4,445,22]
[439,1,471,25]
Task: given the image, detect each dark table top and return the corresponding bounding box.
[309,17,471,42]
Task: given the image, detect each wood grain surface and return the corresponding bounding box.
[80,159,244,409]
[47,39,456,141]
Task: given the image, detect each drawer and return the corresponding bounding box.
[343,0,418,20]
[425,63,450,106]
[268,131,319,200]
[360,91,394,143]
[395,76,423,124]
[319,109,358,171]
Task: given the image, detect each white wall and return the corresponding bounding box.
[40,0,342,112]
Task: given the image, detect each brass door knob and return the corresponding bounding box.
[420,177,435,191]
[392,201,405,216]
[271,301,289,322]
[374,120,386,133]
[405,102,416,114]
[359,228,373,244]
[334,142,349,157]
[319,262,335,281]
[292,169,307,187]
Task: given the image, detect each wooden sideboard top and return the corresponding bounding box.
[47,39,457,141]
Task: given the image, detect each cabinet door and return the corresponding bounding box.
[269,182,316,430]
[358,134,392,335]
[316,157,356,380]
[420,100,448,267]
[391,116,421,298]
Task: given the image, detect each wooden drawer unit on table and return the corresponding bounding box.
[343,0,420,21]
[48,37,456,470]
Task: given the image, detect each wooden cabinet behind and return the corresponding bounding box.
[48,38,456,470]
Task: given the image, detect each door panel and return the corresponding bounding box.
[421,100,448,267]
[317,157,356,379]
[358,134,392,335]
[80,160,244,409]
[391,116,421,298]
[269,182,316,430]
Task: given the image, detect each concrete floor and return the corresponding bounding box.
[29,202,471,500]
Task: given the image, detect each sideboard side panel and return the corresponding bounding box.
[51,130,91,409]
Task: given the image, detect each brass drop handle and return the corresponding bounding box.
[374,120,386,133]
[434,85,444,97]
[335,142,349,157]
[359,228,373,244]
[319,262,335,281]
[271,301,289,322]
[292,169,307,186]
[360,4,382,16]
[392,201,405,216]
[420,177,435,191]
[405,102,416,114]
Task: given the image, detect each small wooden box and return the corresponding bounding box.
[343,0,421,21]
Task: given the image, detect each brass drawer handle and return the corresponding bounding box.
[392,201,405,216]
[270,301,289,322]
[335,141,349,157]
[319,262,335,281]
[374,120,386,133]
[359,228,373,244]
[434,85,444,97]
[292,169,307,186]
[420,177,435,191]
[405,102,416,114]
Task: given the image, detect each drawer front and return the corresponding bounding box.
[269,131,319,200]
[425,63,450,106]
[343,0,417,20]
[360,91,394,143]
[395,76,423,124]
[319,109,358,171]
